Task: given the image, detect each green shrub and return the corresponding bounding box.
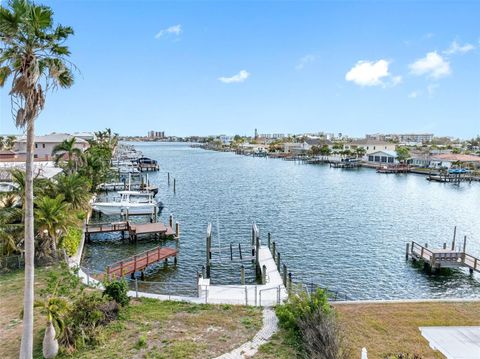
[60,291,118,353]
[276,287,332,335]
[103,278,130,306]
[135,335,147,349]
[60,226,82,257]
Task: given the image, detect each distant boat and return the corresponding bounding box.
[0,182,19,192]
[92,190,159,215]
[448,168,467,174]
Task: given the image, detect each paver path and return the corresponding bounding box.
[215,308,278,359]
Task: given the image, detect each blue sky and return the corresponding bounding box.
[1,0,479,138]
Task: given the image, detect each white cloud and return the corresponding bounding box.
[443,40,475,55]
[345,59,400,87]
[218,70,250,84]
[155,24,182,39]
[295,54,317,70]
[409,52,450,79]
[408,91,420,98]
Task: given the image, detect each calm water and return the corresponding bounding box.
[82,142,480,300]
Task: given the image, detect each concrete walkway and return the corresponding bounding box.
[215,308,278,359]
[420,326,480,359]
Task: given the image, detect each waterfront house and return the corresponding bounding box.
[344,139,396,155]
[366,150,398,164]
[14,133,89,160]
[429,153,480,169]
[282,142,309,155]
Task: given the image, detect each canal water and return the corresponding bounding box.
[82,142,480,300]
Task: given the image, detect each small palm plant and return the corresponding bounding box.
[35,282,70,359]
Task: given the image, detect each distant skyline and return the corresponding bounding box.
[1,1,479,139]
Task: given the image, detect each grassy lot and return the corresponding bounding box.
[0,267,262,359]
[335,301,480,359]
[255,301,480,359]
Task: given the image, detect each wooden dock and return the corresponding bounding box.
[85,220,178,242]
[105,246,178,279]
[377,164,410,173]
[407,241,479,274]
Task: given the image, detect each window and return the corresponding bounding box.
[35,144,38,148]
[374,156,380,162]
[381,156,387,163]
[42,144,45,148]
[388,157,394,163]
[368,155,374,161]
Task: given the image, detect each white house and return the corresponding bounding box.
[344,139,396,155]
[14,133,89,160]
[283,142,309,154]
[366,150,397,164]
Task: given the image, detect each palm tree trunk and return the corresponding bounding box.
[20,118,35,359]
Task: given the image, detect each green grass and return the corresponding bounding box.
[0,267,263,359]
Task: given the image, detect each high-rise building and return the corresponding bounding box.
[148,131,165,139]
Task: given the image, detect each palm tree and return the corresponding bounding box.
[35,194,72,255]
[55,173,91,210]
[0,1,75,355]
[52,138,84,173]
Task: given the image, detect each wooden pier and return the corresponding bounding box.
[407,241,479,274]
[329,160,360,168]
[377,164,410,173]
[85,220,178,242]
[427,173,474,184]
[105,246,178,279]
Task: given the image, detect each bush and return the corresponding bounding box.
[276,287,332,335]
[103,278,130,306]
[60,291,118,353]
[60,226,82,257]
[297,310,350,359]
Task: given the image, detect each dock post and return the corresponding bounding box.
[230,243,233,260]
[463,235,467,253]
[255,235,260,266]
[405,243,410,260]
[277,252,281,271]
[288,272,292,293]
[267,232,271,250]
[174,256,177,265]
[173,178,176,193]
[202,265,206,278]
[241,265,245,285]
[175,222,180,238]
[168,172,170,186]
[452,226,457,250]
[169,215,173,228]
[443,242,447,249]
[282,264,287,286]
[262,265,267,284]
[425,243,428,248]
[272,241,276,260]
[239,243,243,260]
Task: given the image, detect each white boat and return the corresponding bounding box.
[92,191,158,215]
[0,182,19,193]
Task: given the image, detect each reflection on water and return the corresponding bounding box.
[82,142,480,300]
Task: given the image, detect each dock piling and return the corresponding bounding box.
[175,222,180,238]
[167,172,170,186]
[173,178,176,193]
[277,252,281,271]
[261,265,267,284]
[272,241,276,260]
[282,264,287,286]
[452,226,457,250]
[241,265,245,285]
[267,232,271,250]
[405,243,410,260]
